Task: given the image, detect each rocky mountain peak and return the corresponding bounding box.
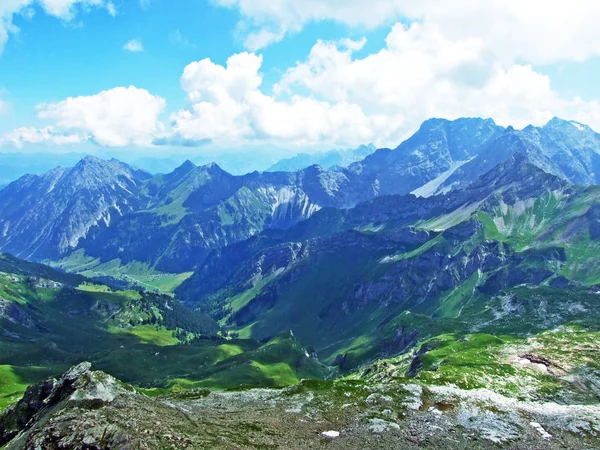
[171,159,197,176]
[0,362,133,447]
[470,151,568,197]
[410,117,497,137]
[197,161,227,176]
[68,156,151,190]
[544,117,593,134]
[303,164,326,174]
[73,155,122,175]
[73,155,115,172]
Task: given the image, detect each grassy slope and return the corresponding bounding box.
[0,270,326,410]
[474,188,600,284]
[228,244,393,361]
[52,250,193,295]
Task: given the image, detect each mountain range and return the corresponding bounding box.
[0,144,374,187]
[175,153,598,364]
[1,117,599,276]
[2,116,600,448]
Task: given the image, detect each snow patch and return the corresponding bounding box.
[570,121,585,131]
[422,200,484,231]
[321,430,340,438]
[411,159,473,198]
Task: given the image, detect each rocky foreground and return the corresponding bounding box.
[1,363,599,449]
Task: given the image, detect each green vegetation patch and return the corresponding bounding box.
[0,366,57,410]
[108,324,180,346]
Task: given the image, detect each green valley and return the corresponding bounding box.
[0,259,326,411]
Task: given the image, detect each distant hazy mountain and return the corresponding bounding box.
[265,144,376,172]
[434,118,600,193]
[0,147,283,185]
[131,150,282,176]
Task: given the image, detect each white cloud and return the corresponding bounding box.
[123,38,143,52]
[215,0,600,64]
[0,0,116,53]
[35,86,166,147]
[214,0,404,49]
[205,1,600,144]
[106,1,116,16]
[275,24,536,135]
[273,21,600,136]
[274,22,600,135]
[170,52,403,147]
[0,126,83,148]
[170,21,600,149]
[37,0,114,20]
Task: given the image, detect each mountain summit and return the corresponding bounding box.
[346,116,600,198]
[0,158,150,259]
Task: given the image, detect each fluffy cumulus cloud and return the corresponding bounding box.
[169,52,400,147]
[164,0,600,149]
[274,23,567,136]
[216,0,600,63]
[0,0,115,53]
[35,86,166,147]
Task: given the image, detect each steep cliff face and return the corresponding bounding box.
[0,157,150,260]
[343,117,600,200]
[436,118,600,193]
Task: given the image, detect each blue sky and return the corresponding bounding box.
[0,1,388,119]
[0,0,599,157]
